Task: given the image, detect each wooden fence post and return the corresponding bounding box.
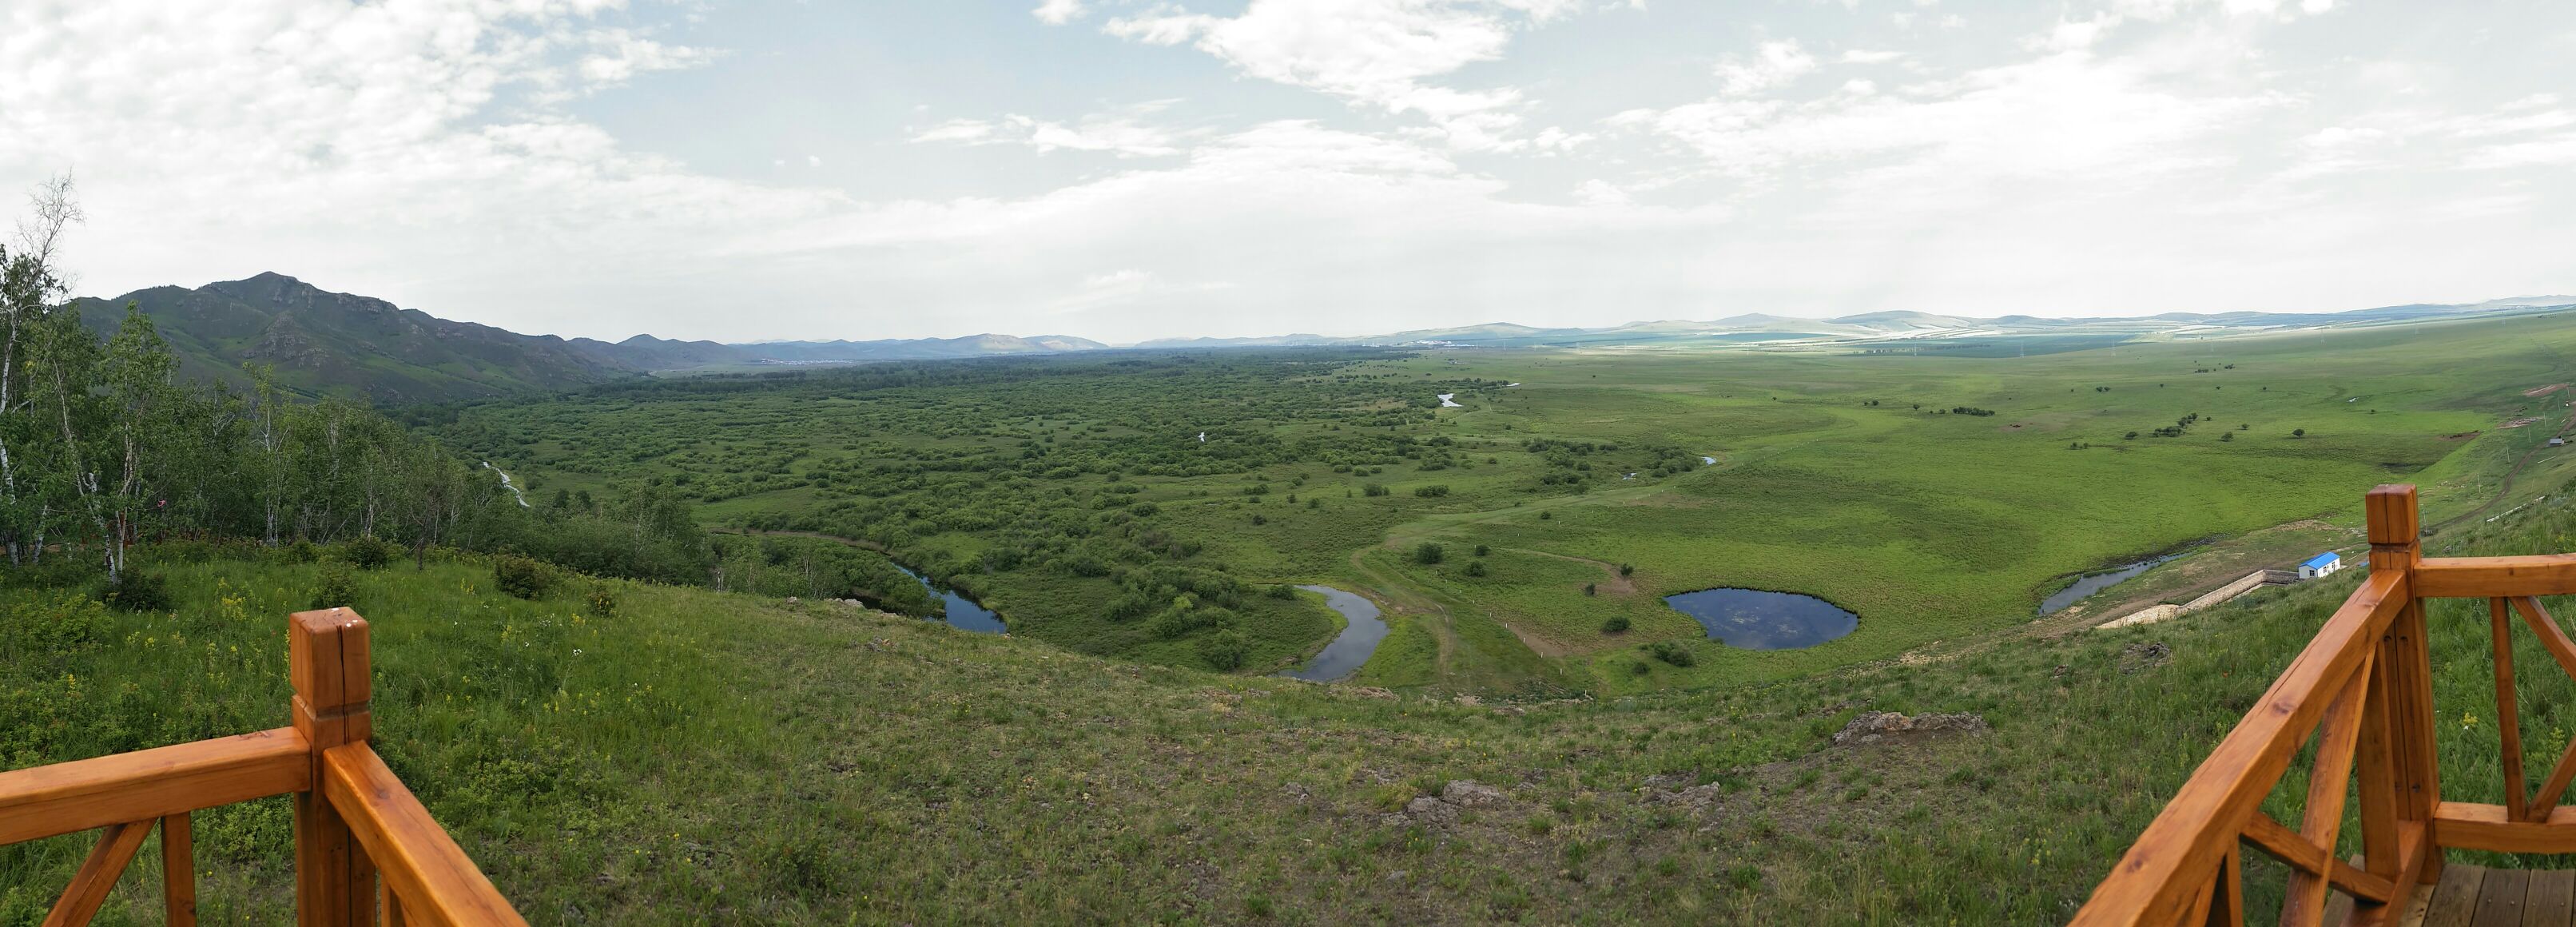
[291,608,377,927]
[2366,484,2441,886]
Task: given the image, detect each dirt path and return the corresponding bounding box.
[2432,411,2576,531]
[1502,547,1636,595]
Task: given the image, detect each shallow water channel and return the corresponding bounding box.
[2037,554,2184,615]
[1663,587,1858,650]
[1278,586,1387,682]
[892,565,1008,634]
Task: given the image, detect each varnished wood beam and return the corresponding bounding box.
[43,820,154,927]
[2070,570,2410,925]
[322,743,527,927]
[0,728,308,845]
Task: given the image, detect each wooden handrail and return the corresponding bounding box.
[0,727,307,844]
[2079,483,2576,925]
[323,742,529,927]
[0,607,522,926]
[2416,555,2576,598]
[2072,569,2411,925]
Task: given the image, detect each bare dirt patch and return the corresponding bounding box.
[2502,417,2544,429]
[1508,547,1638,595]
[2528,384,2568,397]
[2444,431,2483,441]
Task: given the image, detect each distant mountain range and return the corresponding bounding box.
[66,272,2576,404]
[70,273,1110,403]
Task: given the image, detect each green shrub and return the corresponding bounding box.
[1618,563,1635,577]
[277,539,319,564]
[1474,544,1489,557]
[1362,483,1389,497]
[1584,583,1596,596]
[494,555,555,600]
[1412,484,1450,498]
[1413,542,1444,565]
[1266,583,1297,600]
[1463,560,1487,577]
[586,585,620,619]
[1642,640,1695,667]
[97,571,174,612]
[341,535,396,570]
[1600,615,1630,634]
[2,593,111,662]
[311,564,358,611]
[1197,628,1249,670]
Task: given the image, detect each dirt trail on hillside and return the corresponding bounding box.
[2433,410,2576,531]
[1503,547,1637,596]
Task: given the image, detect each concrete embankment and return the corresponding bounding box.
[2095,570,2302,631]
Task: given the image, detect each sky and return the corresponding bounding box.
[2,1,2571,344]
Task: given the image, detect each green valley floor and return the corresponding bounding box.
[14,487,2576,924]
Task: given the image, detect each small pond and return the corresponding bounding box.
[1278,585,1387,682]
[2037,553,2185,615]
[1437,393,1462,408]
[1663,587,1858,650]
[892,564,1007,634]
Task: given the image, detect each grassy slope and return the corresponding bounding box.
[1354,313,2574,690]
[15,483,2576,924]
[442,312,2576,695]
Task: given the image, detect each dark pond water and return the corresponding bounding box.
[2037,554,2184,615]
[892,565,1007,634]
[1278,585,1387,682]
[1662,587,1858,650]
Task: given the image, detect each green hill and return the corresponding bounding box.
[69,273,645,404]
[10,489,2576,923]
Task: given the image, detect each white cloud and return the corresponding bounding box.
[1033,0,1086,26]
[912,103,1191,157]
[1716,40,1817,96]
[1100,0,1591,152]
[1620,38,2284,212]
[573,30,716,91]
[1,0,2569,343]
[912,119,1000,143]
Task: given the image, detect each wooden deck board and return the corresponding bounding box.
[2423,863,2487,927]
[2526,869,2575,927]
[2475,869,2530,927]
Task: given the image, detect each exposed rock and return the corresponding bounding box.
[1404,796,1457,823]
[1347,686,1398,701]
[1644,782,1725,809]
[785,596,801,605]
[1440,781,1507,807]
[2119,641,2173,674]
[1831,710,1990,746]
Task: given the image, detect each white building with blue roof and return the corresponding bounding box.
[2298,551,2343,580]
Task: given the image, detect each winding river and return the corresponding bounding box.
[1278,585,1387,682]
[892,564,1007,634]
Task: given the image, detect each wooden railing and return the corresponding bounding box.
[0,608,526,926]
[2077,484,2576,925]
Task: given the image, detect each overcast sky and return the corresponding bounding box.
[3,1,2571,344]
